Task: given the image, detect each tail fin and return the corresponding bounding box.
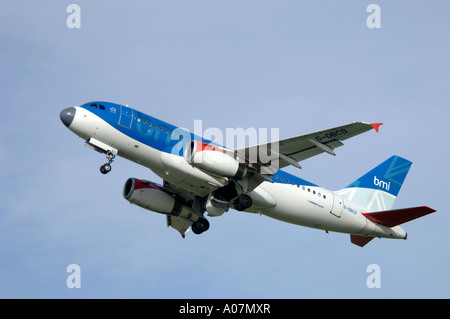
[336,155,412,212]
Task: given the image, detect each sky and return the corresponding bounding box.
[1,1,449,299]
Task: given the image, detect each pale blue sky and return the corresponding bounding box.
[1,1,449,298]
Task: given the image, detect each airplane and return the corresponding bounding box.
[60,102,435,247]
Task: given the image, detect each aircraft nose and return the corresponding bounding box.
[60,107,76,127]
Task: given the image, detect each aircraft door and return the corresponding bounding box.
[118,105,133,129]
[330,193,343,217]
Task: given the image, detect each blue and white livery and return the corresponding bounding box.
[60,102,435,246]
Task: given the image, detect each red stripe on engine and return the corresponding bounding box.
[133,179,160,191]
[197,141,222,152]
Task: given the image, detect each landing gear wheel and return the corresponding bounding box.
[191,218,210,235]
[191,222,201,234]
[233,194,253,211]
[100,164,111,174]
[197,218,210,232]
[100,151,116,175]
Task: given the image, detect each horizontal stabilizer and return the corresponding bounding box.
[362,206,436,227]
[350,235,374,247]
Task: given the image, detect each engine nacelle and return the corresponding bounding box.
[185,140,247,179]
[123,178,199,221]
[205,193,230,217]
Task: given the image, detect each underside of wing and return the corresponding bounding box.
[236,122,381,173]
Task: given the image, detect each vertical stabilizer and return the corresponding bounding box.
[336,156,412,212]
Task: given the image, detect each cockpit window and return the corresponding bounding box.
[80,102,105,110]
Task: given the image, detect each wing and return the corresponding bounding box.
[162,123,381,235]
[236,122,382,183]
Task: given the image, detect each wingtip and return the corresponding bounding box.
[370,123,383,133]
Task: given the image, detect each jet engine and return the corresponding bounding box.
[123,178,199,221]
[185,140,247,179]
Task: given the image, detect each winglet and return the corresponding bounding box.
[370,123,383,133]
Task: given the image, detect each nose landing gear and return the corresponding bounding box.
[100,151,116,174]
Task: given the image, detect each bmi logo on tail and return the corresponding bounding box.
[373,176,390,191]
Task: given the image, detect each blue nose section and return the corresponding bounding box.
[60,107,76,127]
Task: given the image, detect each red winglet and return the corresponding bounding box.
[362,206,436,227]
[370,123,383,133]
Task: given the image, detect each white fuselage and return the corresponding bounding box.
[66,106,407,240]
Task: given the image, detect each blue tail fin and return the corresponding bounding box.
[335,156,412,212]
